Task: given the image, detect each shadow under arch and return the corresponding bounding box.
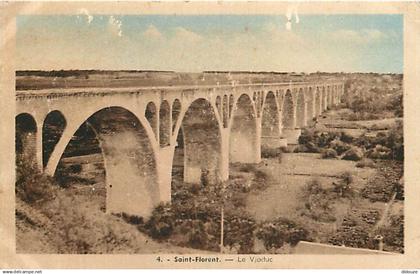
[16,113,37,168]
[282,89,295,129]
[55,106,159,218]
[172,98,222,185]
[296,89,306,128]
[307,87,315,122]
[315,88,321,117]
[229,93,258,163]
[43,110,66,168]
[261,91,281,150]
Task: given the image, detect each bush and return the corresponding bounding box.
[261,146,283,159]
[298,129,315,145]
[293,144,309,153]
[321,148,338,159]
[188,220,209,249]
[332,172,355,198]
[339,132,354,143]
[255,218,309,249]
[342,146,364,161]
[144,203,175,239]
[299,179,337,223]
[367,145,392,159]
[329,139,351,155]
[16,159,55,204]
[356,158,376,168]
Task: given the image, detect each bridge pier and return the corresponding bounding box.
[158,145,175,204]
[35,121,44,172]
[220,128,230,181]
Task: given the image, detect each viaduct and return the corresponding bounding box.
[16,80,345,217]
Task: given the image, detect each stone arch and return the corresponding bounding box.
[261,91,281,150]
[229,94,258,163]
[159,100,170,147]
[42,110,66,168]
[16,113,37,168]
[282,89,295,129]
[222,95,228,128]
[175,98,222,184]
[54,106,159,217]
[296,88,306,128]
[172,99,181,132]
[145,102,158,140]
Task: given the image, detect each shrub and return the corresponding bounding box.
[299,179,337,223]
[356,158,376,168]
[255,218,309,249]
[321,148,338,159]
[16,159,55,204]
[305,142,321,153]
[329,139,351,155]
[144,203,175,239]
[261,146,283,159]
[187,220,209,249]
[342,146,364,161]
[339,132,354,143]
[332,172,355,198]
[293,144,309,153]
[298,129,315,145]
[367,145,392,159]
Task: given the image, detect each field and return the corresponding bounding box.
[15,71,403,254]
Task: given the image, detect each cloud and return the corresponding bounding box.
[143,24,163,40]
[328,29,387,44]
[108,16,122,37]
[172,27,202,43]
[77,8,93,24]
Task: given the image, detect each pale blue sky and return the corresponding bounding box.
[16,14,403,73]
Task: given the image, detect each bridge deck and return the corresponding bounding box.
[16,80,344,98]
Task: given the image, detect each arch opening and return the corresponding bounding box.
[172,99,181,132]
[282,90,295,129]
[229,94,234,119]
[307,87,314,122]
[215,96,222,119]
[16,113,37,169]
[145,102,158,140]
[42,110,66,168]
[175,98,222,185]
[261,92,281,151]
[55,106,158,217]
[229,94,258,163]
[315,88,321,116]
[159,100,170,147]
[222,95,228,128]
[296,89,306,128]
